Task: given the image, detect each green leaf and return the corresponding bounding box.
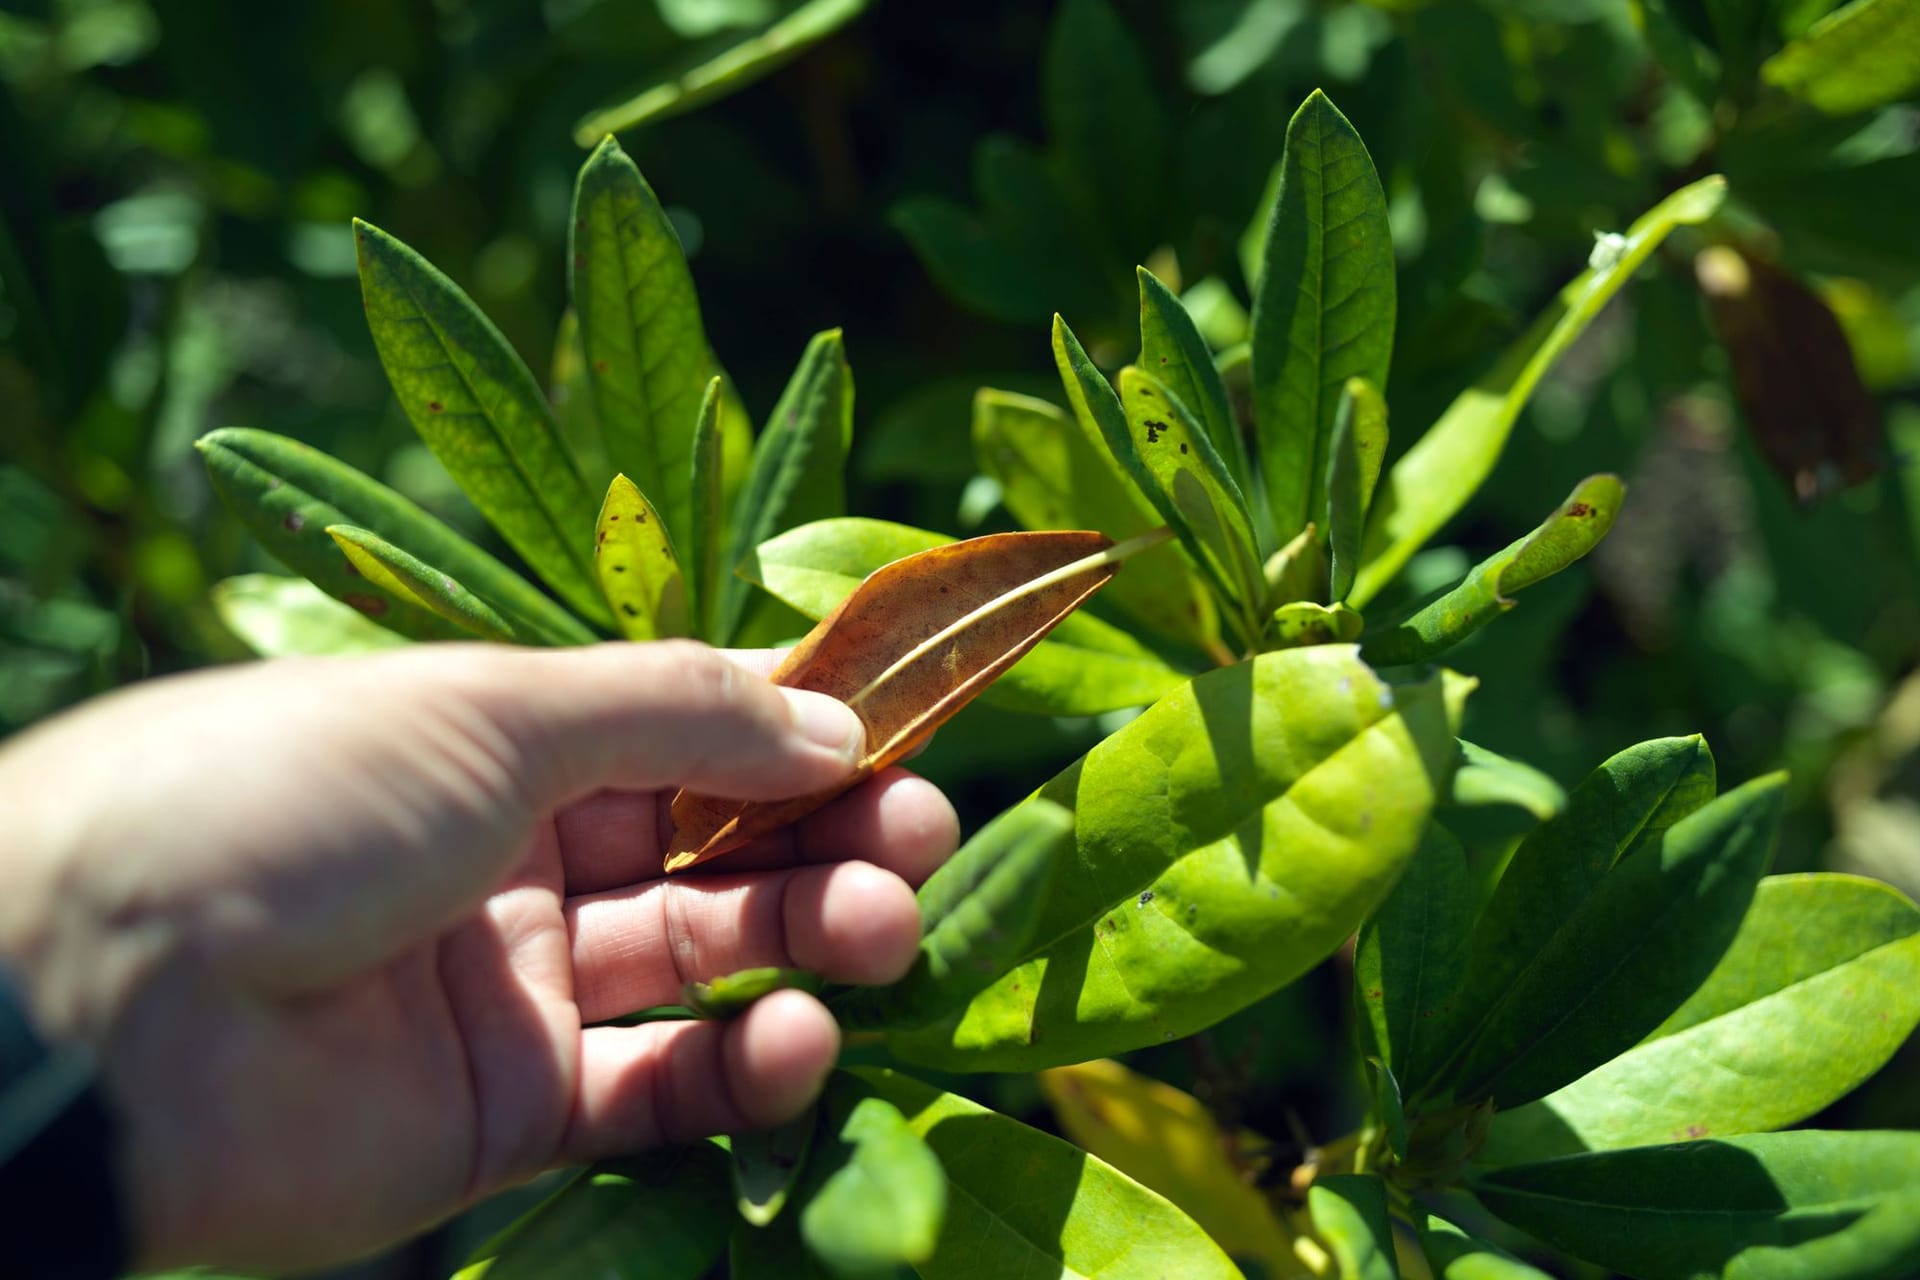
[847,1068,1241,1279]
[463,1145,730,1280]
[1351,177,1726,607]
[197,428,594,646]
[733,1110,815,1228]
[1308,1175,1401,1280]
[1471,1131,1920,1280]
[1450,741,1567,821]
[1763,0,1920,115]
[1045,0,1166,260]
[1361,475,1625,666]
[688,376,724,638]
[1356,823,1475,1092]
[1326,378,1388,603]
[212,575,406,657]
[1416,1214,1553,1280]
[1448,773,1785,1108]
[571,0,870,139]
[972,387,1220,654]
[549,308,610,491]
[1367,1057,1409,1162]
[1250,90,1396,548]
[1137,267,1260,528]
[354,221,610,627]
[744,518,1189,716]
[327,525,518,643]
[1116,365,1266,632]
[570,137,714,558]
[1433,734,1718,1084]
[1268,600,1363,649]
[715,329,852,642]
[594,474,689,641]
[831,800,1074,1032]
[1481,873,1920,1164]
[890,646,1461,1071]
[801,1086,946,1278]
[684,967,820,1019]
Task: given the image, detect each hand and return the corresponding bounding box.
[0,641,958,1273]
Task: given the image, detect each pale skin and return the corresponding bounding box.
[0,640,958,1273]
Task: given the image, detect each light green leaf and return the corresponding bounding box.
[1308,1175,1401,1280]
[1268,600,1363,648]
[1356,823,1475,1092]
[570,137,713,557]
[549,308,610,491]
[462,1145,730,1280]
[1450,741,1566,821]
[1327,377,1388,603]
[684,967,820,1019]
[744,518,1189,716]
[891,646,1460,1071]
[1117,365,1265,631]
[1471,1131,1920,1280]
[972,386,1220,654]
[212,575,406,658]
[197,428,594,645]
[688,376,724,639]
[1763,0,1920,115]
[572,0,870,139]
[1352,177,1725,607]
[1250,90,1396,548]
[327,525,518,643]
[1482,873,1920,1164]
[354,221,610,627]
[801,1087,946,1277]
[594,474,689,641]
[733,1110,815,1228]
[848,1068,1242,1279]
[1138,266,1260,527]
[831,800,1074,1032]
[1416,1214,1553,1280]
[1447,773,1785,1108]
[1361,475,1624,666]
[1434,734,1718,1083]
[714,330,852,642]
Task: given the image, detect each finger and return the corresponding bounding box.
[425,640,865,808]
[711,768,959,887]
[555,790,661,896]
[567,861,921,1024]
[562,989,838,1160]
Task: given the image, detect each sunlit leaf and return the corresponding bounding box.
[593,474,688,641]
[1352,177,1726,607]
[354,221,611,626]
[1326,377,1388,603]
[683,966,820,1019]
[1450,741,1566,821]
[1472,1131,1920,1280]
[1038,1058,1295,1276]
[733,1110,815,1228]
[212,575,406,658]
[800,1087,946,1277]
[1416,1213,1552,1280]
[1482,873,1920,1163]
[688,376,725,637]
[1361,475,1624,665]
[327,525,518,643]
[1137,266,1259,525]
[848,1068,1241,1279]
[1763,0,1920,115]
[571,138,715,555]
[1308,1175,1400,1280]
[1250,90,1396,548]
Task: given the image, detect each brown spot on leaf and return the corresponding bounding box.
[427,400,443,414]
[1566,501,1593,517]
[283,512,305,532]
[1179,442,1189,454]
[344,593,387,616]
[613,564,627,573]
[621,603,639,616]
[594,359,610,373]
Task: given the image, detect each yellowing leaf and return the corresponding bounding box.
[594,474,689,641]
[1039,1059,1295,1277]
[666,529,1154,870]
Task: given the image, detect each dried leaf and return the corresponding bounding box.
[667,530,1128,870]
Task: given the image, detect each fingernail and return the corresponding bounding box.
[780,688,865,763]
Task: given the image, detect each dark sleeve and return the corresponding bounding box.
[0,970,130,1280]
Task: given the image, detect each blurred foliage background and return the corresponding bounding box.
[3,0,1918,1272]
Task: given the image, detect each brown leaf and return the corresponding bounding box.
[1696,245,1882,503]
[666,530,1119,872]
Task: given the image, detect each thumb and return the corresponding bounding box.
[438,640,866,809]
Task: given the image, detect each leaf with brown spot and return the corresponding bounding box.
[594,473,688,641]
[666,529,1145,871]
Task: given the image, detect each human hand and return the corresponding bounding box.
[0,641,958,1273]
